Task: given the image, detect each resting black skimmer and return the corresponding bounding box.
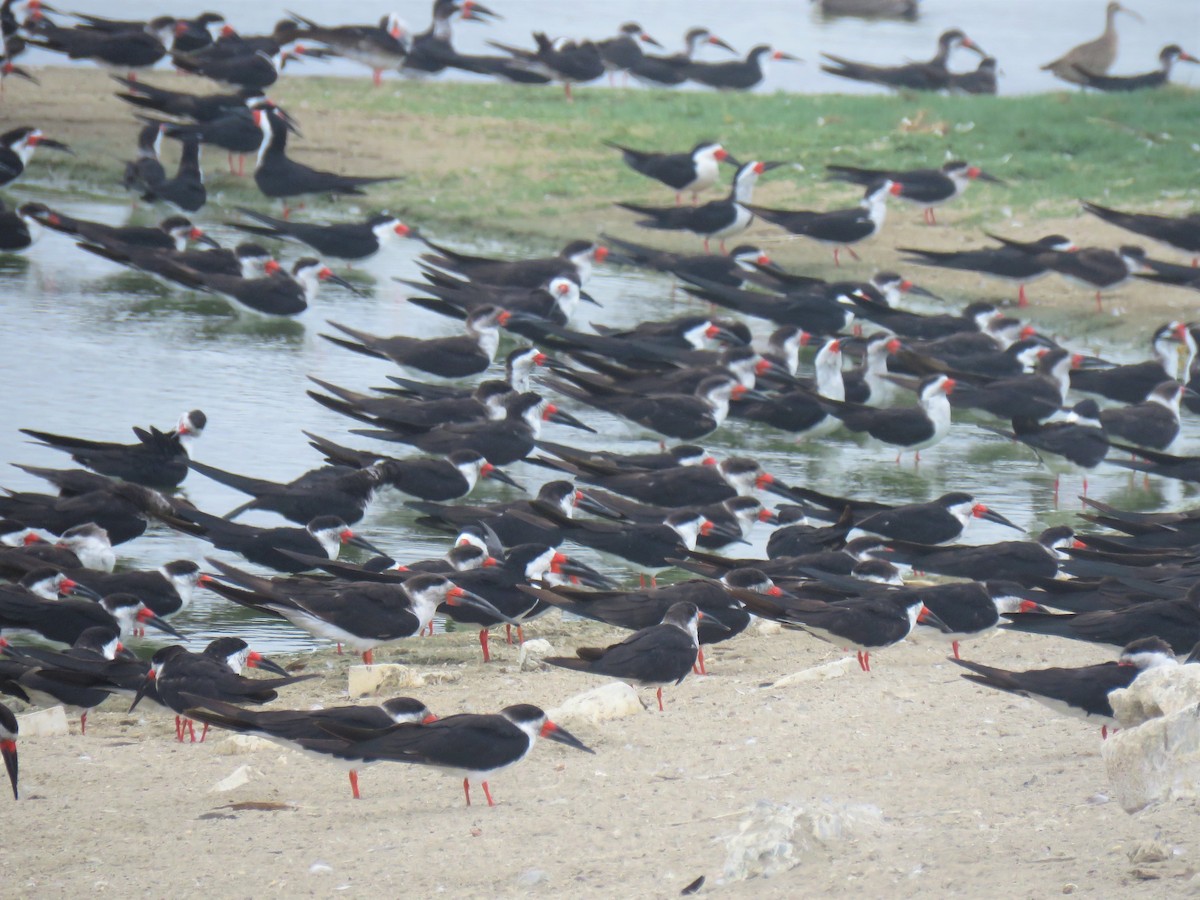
[596,22,661,85]
[1083,201,1200,263]
[230,207,410,262]
[20,409,205,490]
[618,160,783,253]
[253,105,398,217]
[683,44,798,90]
[952,636,1175,737]
[1074,44,1198,91]
[948,56,998,95]
[0,126,72,188]
[489,30,605,100]
[749,179,903,266]
[0,201,40,253]
[900,234,1075,306]
[826,161,1003,224]
[1098,381,1191,451]
[419,237,607,288]
[25,204,215,252]
[629,27,736,86]
[604,140,734,206]
[821,29,985,91]
[545,601,704,710]
[25,12,175,78]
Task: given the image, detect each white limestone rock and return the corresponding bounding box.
[348,663,425,697]
[16,706,70,737]
[518,638,554,671]
[549,682,644,726]
[772,657,856,687]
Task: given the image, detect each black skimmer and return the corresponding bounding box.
[136,135,205,212]
[323,306,511,378]
[944,347,1071,420]
[0,126,71,188]
[113,76,261,122]
[0,578,181,645]
[230,208,410,262]
[189,19,304,61]
[628,27,736,86]
[0,201,40,253]
[130,644,313,742]
[851,491,1020,545]
[0,473,172,545]
[180,694,434,799]
[253,106,397,217]
[816,0,918,16]
[684,44,798,91]
[821,29,985,91]
[404,273,589,328]
[0,701,16,799]
[604,140,734,206]
[403,0,498,75]
[291,11,409,86]
[1036,242,1150,310]
[544,372,750,440]
[1074,43,1198,90]
[596,22,661,85]
[490,31,606,100]
[749,179,902,266]
[1098,381,1191,451]
[826,161,1003,224]
[546,601,704,709]
[1070,322,1195,403]
[310,703,592,807]
[355,392,592,466]
[307,377,514,431]
[879,526,1081,586]
[186,460,386,526]
[1108,443,1200,484]
[900,234,1074,307]
[1002,586,1200,655]
[535,441,711,473]
[679,274,855,336]
[70,12,224,54]
[133,103,269,175]
[948,56,999,94]
[25,204,215,252]
[842,294,1000,341]
[172,43,304,91]
[158,510,384,573]
[1,626,125,733]
[819,373,956,461]
[25,12,175,77]
[19,409,204,490]
[618,160,783,253]
[533,454,772,507]
[203,561,506,664]
[953,636,1174,737]
[601,234,772,287]
[1042,1,1142,86]
[985,399,1109,500]
[1084,201,1200,263]
[49,560,201,622]
[526,507,723,571]
[122,122,166,199]
[2,522,115,572]
[420,237,606,288]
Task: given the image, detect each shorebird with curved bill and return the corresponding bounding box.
[1083,201,1200,263]
[618,160,784,254]
[229,208,410,262]
[253,105,398,218]
[628,27,736,86]
[821,29,985,91]
[20,409,205,490]
[604,140,735,206]
[1042,2,1142,87]
[180,694,434,799]
[545,601,706,710]
[305,703,593,807]
[826,161,1003,224]
[953,636,1175,737]
[0,702,16,799]
[683,44,799,91]
[1075,44,1198,91]
[749,179,903,266]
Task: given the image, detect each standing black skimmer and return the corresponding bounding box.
[323,306,511,378]
[750,179,902,266]
[684,44,798,91]
[306,377,515,431]
[130,644,312,742]
[253,105,397,216]
[953,636,1175,737]
[822,29,985,91]
[984,399,1109,500]
[113,76,261,122]
[900,234,1076,306]
[172,44,303,91]
[601,234,772,287]
[403,273,588,327]
[1074,44,1198,90]
[1071,322,1195,403]
[1083,201,1200,263]
[122,122,166,199]
[1099,381,1191,451]
[291,11,409,86]
[20,409,204,490]
[69,11,224,54]
[629,27,736,86]
[948,56,999,94]
[230,208,410,263]
[202,562,506,664]
[545,601,704,710]
[604,140,734,206]
[1036,242,1150,310]
[0,702,15,799]
[945,347,1071,421]
[618,160,783,253]
[0,469,174,544]
[187,460,386,526]
[310,703,592,807]
[137,99,272,176]
[158,510,384,573]
[596,22,661,85]
[141,136,205,212]
[0,126,72,188]
[1,626,125,733]
[25,12,176,78]
[490,31,605,100]
[850,492,1020,545]
[180,694,434,799]
[526,507,722,572]
[403,0,499,76]
[826,161,1003,224]
[420,237,606,288]
[819,373,956,461]
[1042,1,1142,86]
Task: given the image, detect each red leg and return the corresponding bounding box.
[656,686,664,711]
[844,245,861,261]
[505,624,513,645]
[674,193,681,207]
[186,719,197,743]
[363,649,373,665]
[695,646,706,675]
[517,626,525,645]
[372,69,382,87]
[228,153,236,174]
[80,711,87,735]
[719,240,727,254]
[482,782,495,806]
[238,155,245,177]
[336,643,343,655]
[349,770,360,799]
[952,641,961,660]
[1094,291,1102,312]
[199,723,209,743]
[863,651,871,672]
[833,248,841,267]
[1053,474,1059,509]
[564,82,572,102]
[479,629,491,663]
[175,715,183,742]
[702,238,710,254]
[1018,284,1028,307]
[1101,725,1108,740]
[463,778,472,806]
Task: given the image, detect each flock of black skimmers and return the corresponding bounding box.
[0,0,1198,810]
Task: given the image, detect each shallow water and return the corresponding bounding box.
[18,0,1200,96]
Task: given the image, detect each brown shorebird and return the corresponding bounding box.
[1042,2,1142,86]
